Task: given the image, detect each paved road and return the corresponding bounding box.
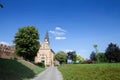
[32,66,63,80]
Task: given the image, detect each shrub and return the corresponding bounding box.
[83,60,94,64]
[35,62,45,68]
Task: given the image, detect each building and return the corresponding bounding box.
[0,43,15,59]
[35,31,55,67]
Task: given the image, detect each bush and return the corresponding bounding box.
[35,62,45,68]
[83,60,94,64]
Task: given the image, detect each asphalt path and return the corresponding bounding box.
[32,66,63,80]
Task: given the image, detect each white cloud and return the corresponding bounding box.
[65,49,74,53]
[49,27,67,40]
[49,31,55,34]
[55,27,66,32]
[0,41,10,45]
[55,37,66,40]
[49,30,65,36]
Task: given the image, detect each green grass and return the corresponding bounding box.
[0,58,44,80]
[58,63,120,80]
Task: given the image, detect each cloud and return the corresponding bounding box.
[49,30,65,36]
[55,37,66,40]
[65,49,74,53]
[49,27,67,40]
[0,41,10,45]
[55,27,66,32]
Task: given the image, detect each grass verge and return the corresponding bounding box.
[0,58,44,80]
[58,63,120,80]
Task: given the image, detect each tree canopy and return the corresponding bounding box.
[55,51,67,64]
[96,52,107,63]
[90,51,96,61]
[105,43,120,62]
[67,51,77,63]
[14,26,40,61]
[77,55,84,62]
[93,44,98,53]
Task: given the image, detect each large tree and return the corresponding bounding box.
[90,51,96,61]
[67,51,77,63]
[55,51,67,64]
[14,26,40,61]
[105,43,120,62]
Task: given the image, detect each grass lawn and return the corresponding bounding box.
[58,63,120,80]
[0,58,44,80]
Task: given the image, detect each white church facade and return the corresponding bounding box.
[35,32,55,67]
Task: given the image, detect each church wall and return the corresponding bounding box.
[35,49,54,67]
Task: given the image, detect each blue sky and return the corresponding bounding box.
[0,0,120,59]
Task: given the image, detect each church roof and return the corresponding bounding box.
[50,49,55,54]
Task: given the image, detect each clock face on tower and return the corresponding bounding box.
[45,39,48,43]
[45,39,47,42]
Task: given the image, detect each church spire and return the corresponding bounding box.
[44,31,50,44]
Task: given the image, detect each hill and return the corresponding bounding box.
[0,58,44,80]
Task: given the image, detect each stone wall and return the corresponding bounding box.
[0,43,15,59]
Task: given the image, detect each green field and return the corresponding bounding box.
[0,58,44,80]
[58,63,120,80]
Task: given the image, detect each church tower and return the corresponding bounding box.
[35,31,55,67]
[44,31,49,44]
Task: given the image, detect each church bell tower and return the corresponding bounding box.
[44,31,50,44]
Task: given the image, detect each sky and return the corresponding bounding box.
[0,0,120,59]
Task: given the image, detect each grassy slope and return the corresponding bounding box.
[58,63,120,80]
[0,58,44,80]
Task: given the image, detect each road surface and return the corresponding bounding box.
[32,66,63,80]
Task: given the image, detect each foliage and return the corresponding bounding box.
[35,62,45,68]
[93,44,98,53]
[77,55,84,62]
[58,63,120,80]
[14,26,40,61]
[0,58,44,80]
[90,51,96,61]
[55,51,67,64]
[72,52,77,63]
[105,43,120,62]
[96,53,107,63]
[67,51,77,63]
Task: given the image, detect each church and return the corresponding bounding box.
[35,31,55,67]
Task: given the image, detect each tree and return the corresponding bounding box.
[77,55,84,62]
[67,51,77,63]
[96,53,107,63]
[93,44,98,53]
[14,26,40,61]
[105,43,120,62]
[90,51,96,61]
[72,52,77,63]
[55,51,67,64]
